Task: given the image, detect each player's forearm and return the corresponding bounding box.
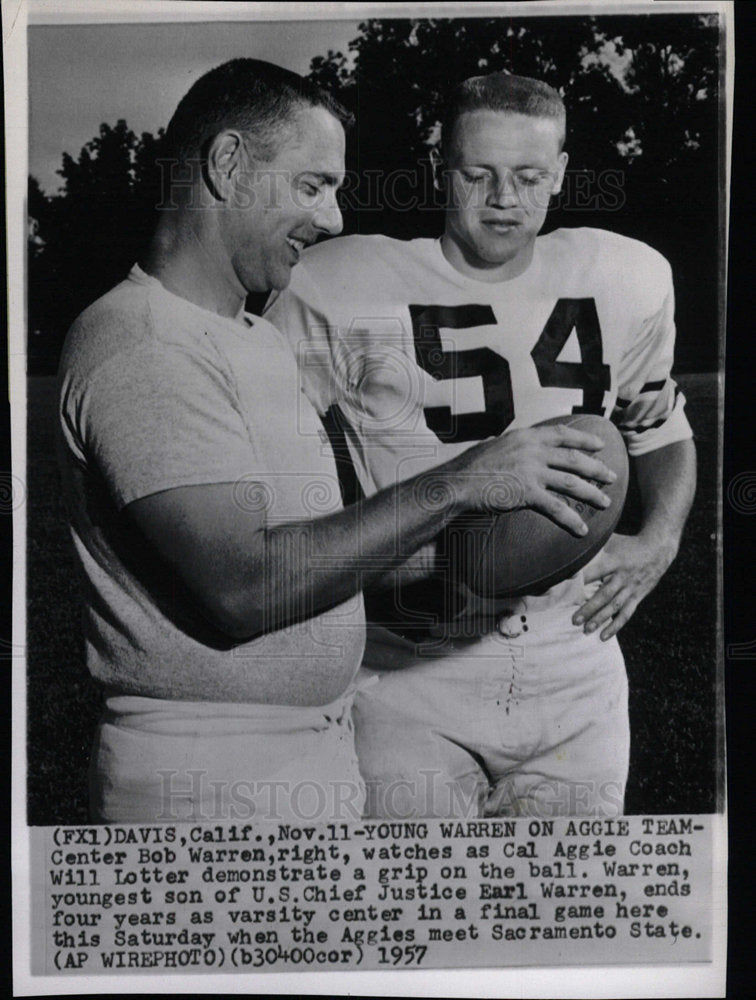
[633,438,697,555]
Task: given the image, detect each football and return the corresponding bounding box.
[444,414,629,599]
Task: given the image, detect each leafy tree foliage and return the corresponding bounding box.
[307,14,720,372]
[28,122,164,371]
[28,14,719,373]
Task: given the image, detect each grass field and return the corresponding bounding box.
[25,373,721,824]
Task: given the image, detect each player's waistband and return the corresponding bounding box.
[494,605,574,639]
[365,570,593,650]
[363,602,589,668]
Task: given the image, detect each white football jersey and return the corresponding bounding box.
[267,228,692,505]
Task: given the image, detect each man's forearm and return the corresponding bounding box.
[251,476,456,637]
[633,437,697,553]
[128,423,618,641]
[240,428,625,638]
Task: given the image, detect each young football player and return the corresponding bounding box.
[266,72,696,818]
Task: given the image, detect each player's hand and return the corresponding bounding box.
[572,533,678,640]
[454,424,617,536]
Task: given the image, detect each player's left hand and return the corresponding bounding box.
[572,533,678,641]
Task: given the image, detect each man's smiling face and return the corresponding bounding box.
[226,104,346,294]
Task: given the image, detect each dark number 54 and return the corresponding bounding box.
[410,299,610,443]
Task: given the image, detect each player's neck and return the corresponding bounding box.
[440,234,535,283]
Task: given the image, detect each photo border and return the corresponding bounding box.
[8,2,731,995]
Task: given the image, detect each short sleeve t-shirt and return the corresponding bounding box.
[58,266,365,704]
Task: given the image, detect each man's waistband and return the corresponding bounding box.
[100,683,368,737]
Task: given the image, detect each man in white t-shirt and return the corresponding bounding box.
[266,72,696,818]
[58,61,615,823]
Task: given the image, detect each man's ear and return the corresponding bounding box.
[429,147,445,192]
[205,130,246,202]
[552,151,569,195]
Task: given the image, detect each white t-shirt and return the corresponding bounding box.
[58,265,365,704]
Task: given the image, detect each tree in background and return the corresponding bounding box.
[28,121,164,372]
[310,15,718,210]
[307,14,719,371]
[309,15,604,236]
[28,13,719,373]
[27,175,52,370]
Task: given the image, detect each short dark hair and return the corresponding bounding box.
[164,58,353,164]
[441,72,566,152]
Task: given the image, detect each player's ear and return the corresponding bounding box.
[205,130,246,203]
[551,151,569,195]
[430,147,445,192]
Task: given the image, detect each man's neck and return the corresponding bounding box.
[440,233,535,283]
[142,217,246,319]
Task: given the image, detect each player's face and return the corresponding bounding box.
[227,105,346,293]
[440,110,568,280]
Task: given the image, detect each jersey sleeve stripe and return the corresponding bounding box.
[625,414,674,435]
[640,379,667,393]
[614,385,682,434]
